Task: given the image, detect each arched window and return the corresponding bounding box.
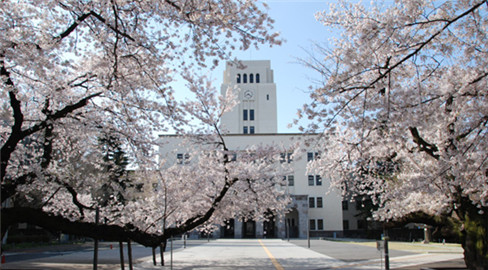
[237,74,241,83]
[243,74,247,83]
[255,73,260,83]
[249,73,254,83]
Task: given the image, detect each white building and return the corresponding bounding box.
[159,60,344,238]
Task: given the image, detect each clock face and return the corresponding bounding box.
[244,90,254,99]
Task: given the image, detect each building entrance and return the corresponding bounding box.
[285,208,299,238]
[263,219,276,238]
[223,219,235,238]
[242,221,256,238]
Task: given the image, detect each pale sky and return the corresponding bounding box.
[174,1,337,133]
[230,1,334,133]
[220,1,335,133]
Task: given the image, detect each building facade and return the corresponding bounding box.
[159,60,344,238]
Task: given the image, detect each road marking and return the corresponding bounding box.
[258,239,284,270]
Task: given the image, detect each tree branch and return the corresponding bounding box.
[89,11,135,42]
[54,12,92,42]
[1,54,24,181]
[1,207,166,247]
[409,126,440,159]
[1,92,101,184]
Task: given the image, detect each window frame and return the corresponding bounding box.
[316,197,323,208]
[309,219,316,231]
[177,153,190,164]
[308,175,314,186]
[307,152,320,162]
[342,201,349,210]
[309,197,315,208]
[287,175,294,186]
[317,219,324,230]
[315,175,322,186]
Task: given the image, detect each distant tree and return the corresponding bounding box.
[301,1,488,268]
[1,0,285,250]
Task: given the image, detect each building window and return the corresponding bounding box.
[256,73,260,83]
[308,175,321,186]
[315,175,322,186]
[287,175,294,186]
[249,73,254,83]
[249,109,254,120]
[280,152,293,163]
[307,152,320,162]
[267,94,269,100]
[237,74,241,83]
[243,126,248,134]
[309,197,315,208]
[317,219,324,230]
[316,197,323,208]
[177,153,190,164]
[342,201,349,210]
[343,220,349,230]
[308,175,314,186]
[243,109,248,121]
[250,126,255,134]
[309,219,316,231]
[243,74,247,83]
[357,220,367,229]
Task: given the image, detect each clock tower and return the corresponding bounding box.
[220,60,278,134]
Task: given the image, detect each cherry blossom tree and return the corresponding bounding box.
[300,1,488,268]
[1,0,286,251]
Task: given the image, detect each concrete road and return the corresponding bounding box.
[135,239,464,270]
[136,239,345,270]
[2,238,465,269]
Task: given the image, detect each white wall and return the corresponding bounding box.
[158,133,343,232]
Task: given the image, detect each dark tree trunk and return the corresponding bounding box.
[456,197,488,270]
[128,240,133,270]
[160,240,166,266]
[119,241,125,270]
